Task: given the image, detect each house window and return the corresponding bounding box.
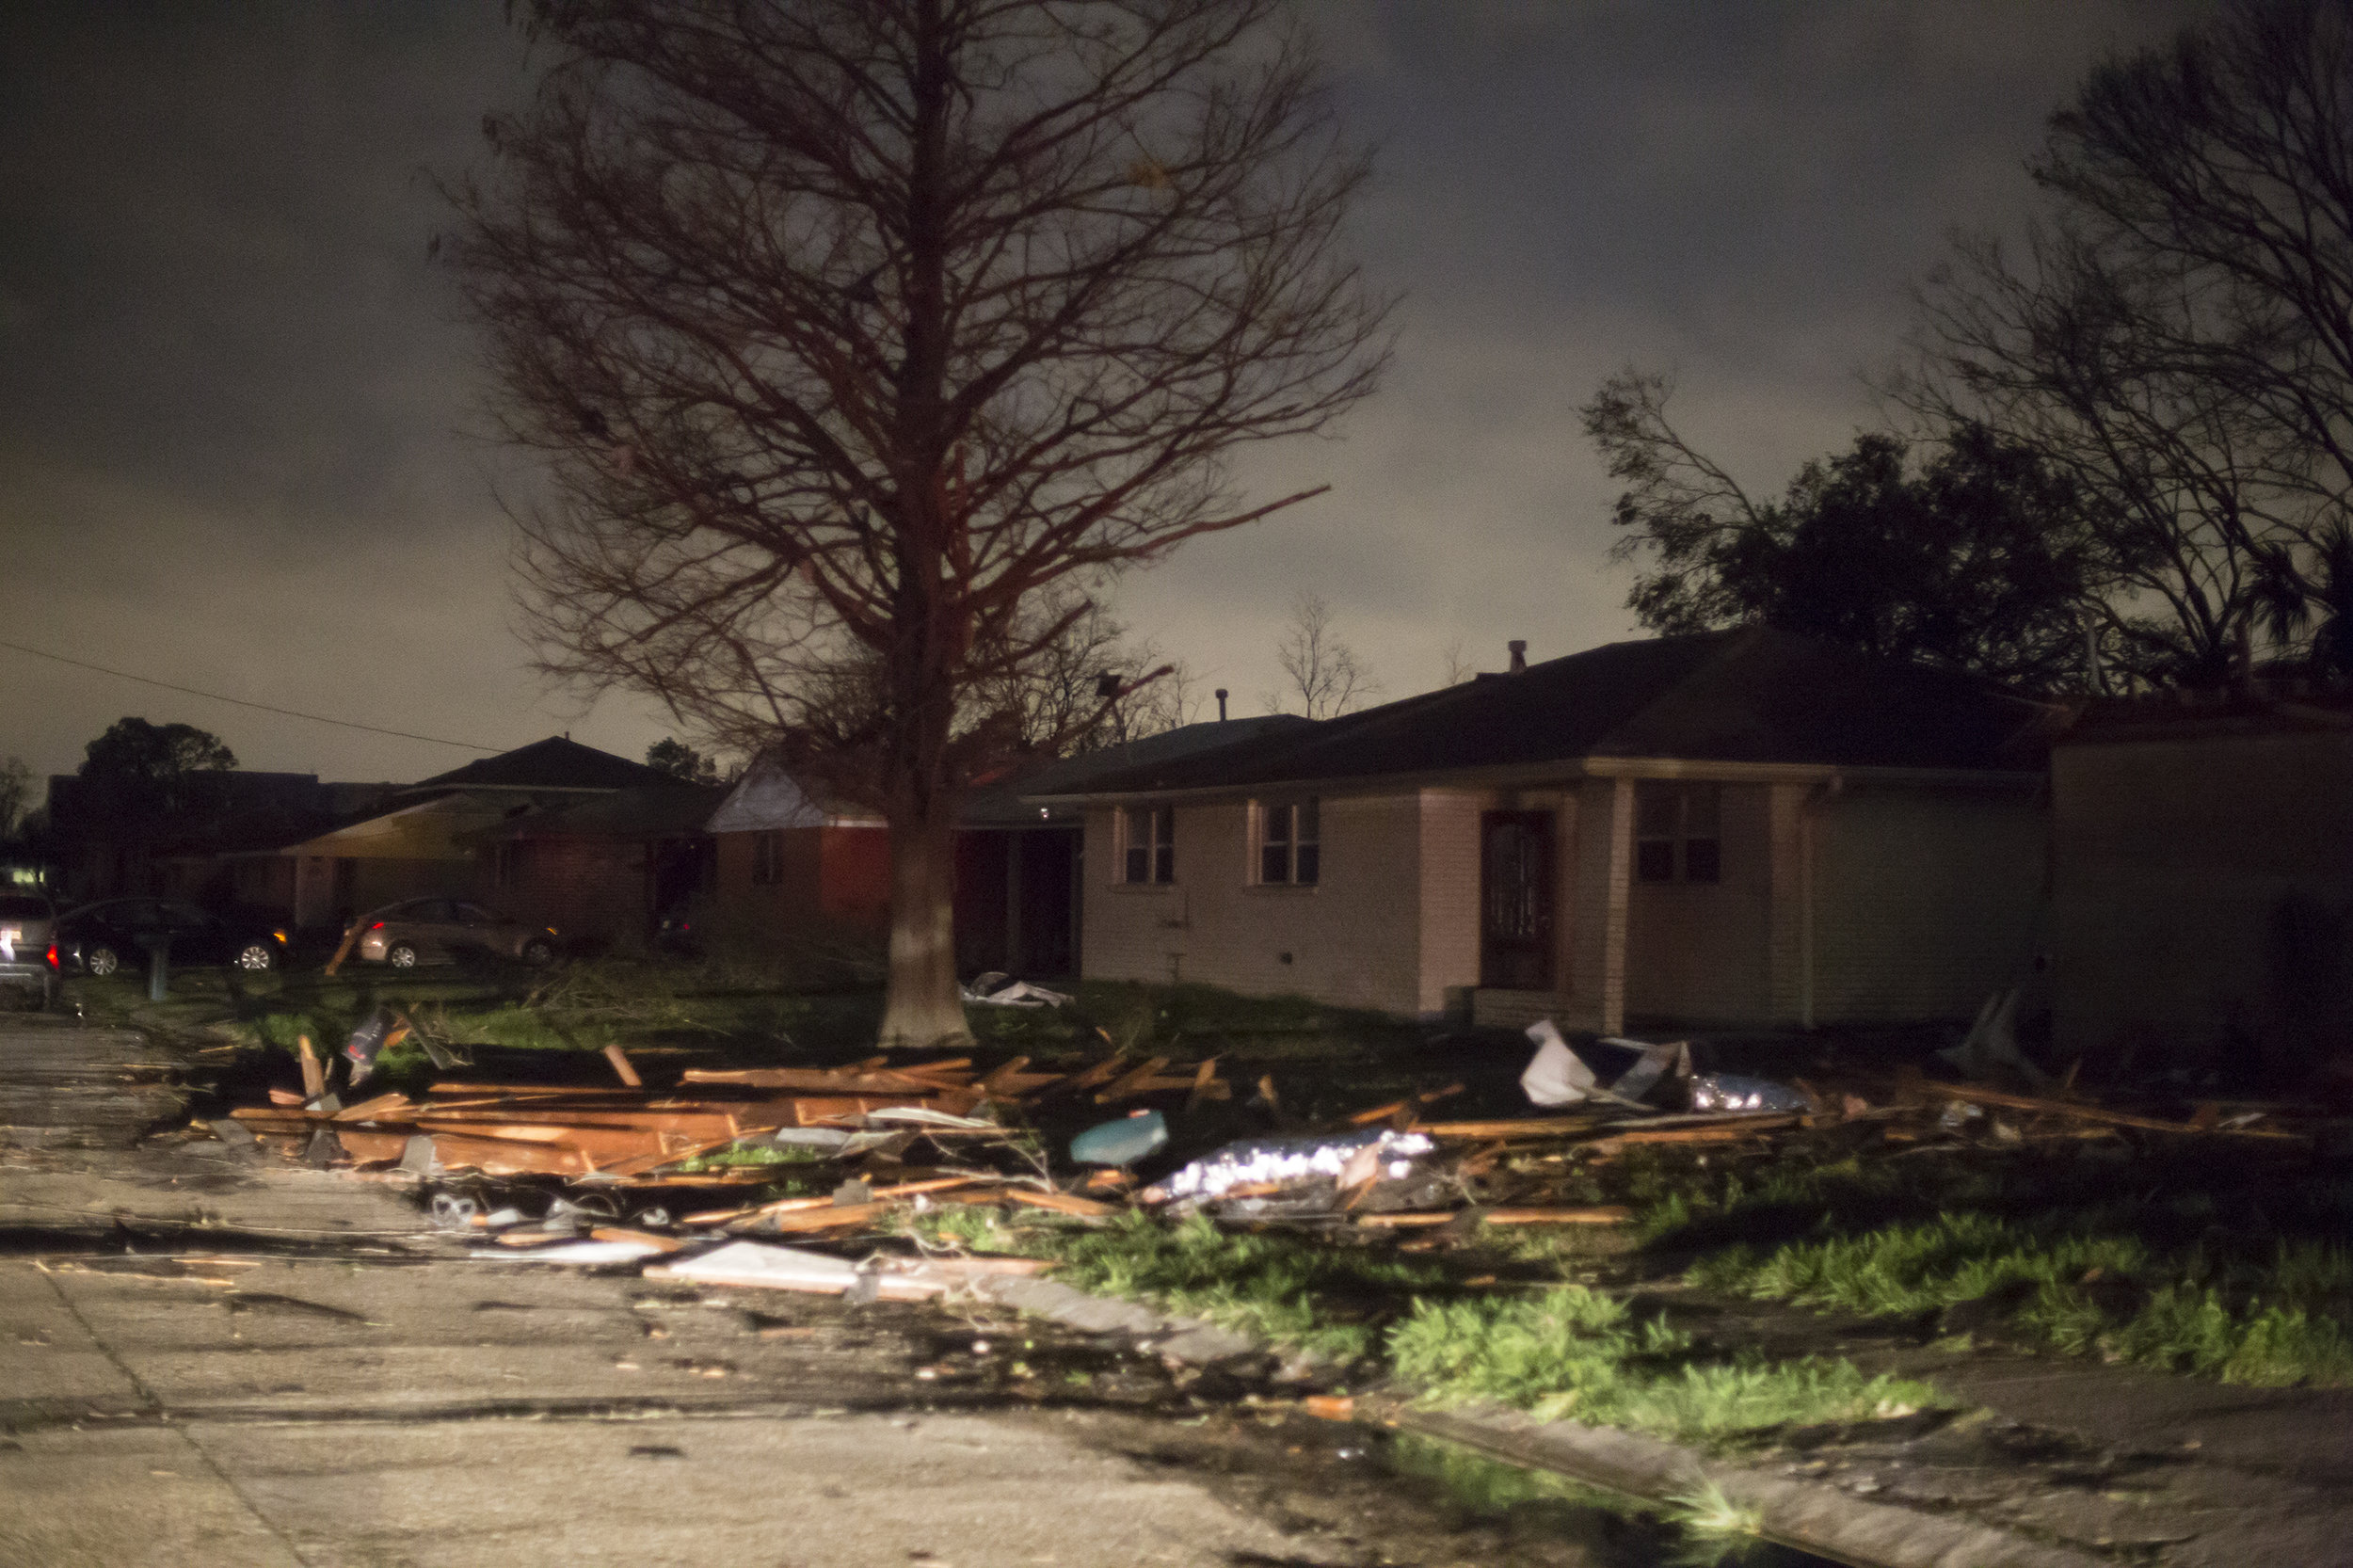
[1255,798,1320,886]
[1635,782,1721,885]
[1120,805,1174,885]
[751,830,784,886]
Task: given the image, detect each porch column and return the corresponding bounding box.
[1600,776,1633,1036]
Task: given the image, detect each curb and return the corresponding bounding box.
[965,1273,2103,1568]
[1390,1404,2104,1568]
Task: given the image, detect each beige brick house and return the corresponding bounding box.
[1033,629,2052,1031]
[2048,685,2353,1077]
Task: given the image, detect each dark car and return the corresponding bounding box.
[0,891,59,1007]
[55,898,290,977]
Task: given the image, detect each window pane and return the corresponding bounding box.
[1294,842,1319,886]
[1684,839,1721,884]
[1125,844,1148,884]
[1636,781,1678,838]
[1261,842,1289,884]
[1155,806,1174,848]
[1636,840,1676,883]
[1153,842,1174,884]
[1262,803,1289,846]
[1297,797,1319,842]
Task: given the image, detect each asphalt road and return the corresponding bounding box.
[0,1022,1663,1568]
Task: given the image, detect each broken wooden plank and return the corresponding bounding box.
[1093,1056,1173,1104]
[602,1045,643,1088]
[587,1226,685,1253]
[331,1092,415,1124]
[1003,1188,1117,1218]
[296,1034,326,1101]
[762,1202,891,1234]
[1921,1082,2307,1141]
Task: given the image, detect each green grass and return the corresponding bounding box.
[1650,1149,2353,1387]
[1387,1287,1945,1445]
[1037,1211,1452,1361]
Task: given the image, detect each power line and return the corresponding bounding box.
[0,636,504,753]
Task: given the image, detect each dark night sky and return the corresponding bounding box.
[0,1,2209,796]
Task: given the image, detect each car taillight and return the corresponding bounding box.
[369,922,386,932]
[44,943,57,970]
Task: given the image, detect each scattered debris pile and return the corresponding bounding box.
[206,1004,2336,1305]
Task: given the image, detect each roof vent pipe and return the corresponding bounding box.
[1507,640,1527,674]
[1215,688,1228,721]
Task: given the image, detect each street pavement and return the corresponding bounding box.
[0,1022,1625,1568]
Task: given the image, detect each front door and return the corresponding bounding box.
[1480,810,1555,990]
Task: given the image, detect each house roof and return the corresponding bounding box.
[1038,628,2052,799]
[411,736,671,793]
[960,715,1313,828]
[707,754,882,833]
[483,783,728,841]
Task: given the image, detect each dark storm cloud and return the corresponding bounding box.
[0,1,2213,786]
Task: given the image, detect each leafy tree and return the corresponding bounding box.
[446,0,1388,1045]
[77,719,237,815]
[1268,590,1379,718]
[1584,372,2100,693]
[645,738,723,785]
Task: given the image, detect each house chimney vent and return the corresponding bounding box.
[1215,688,1228,721]
[1507,640,1527,674]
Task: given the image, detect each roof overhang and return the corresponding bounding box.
[1025,756,2045,807]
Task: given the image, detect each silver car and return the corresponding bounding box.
[351,898,558,968]
[0,892,58,1007]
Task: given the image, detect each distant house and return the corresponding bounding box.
[44,770,394,906]
[1031,629,2053,1031]
[225,737,673,929]
[2048,683,2353,1077]
[701,756,893,945]
[476,782,727,949]
[955,717,1310,979]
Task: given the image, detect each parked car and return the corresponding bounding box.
[54,898,290,976]
[0,891,59,1007]
[348,898,558,968]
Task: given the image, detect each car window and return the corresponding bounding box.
[161,902,211,928]
[114,901,163,929]
[455,902,503,924]
[0,895,52,920]
[407,899,456,923]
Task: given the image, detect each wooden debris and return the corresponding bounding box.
[1004,1187,1117,1218]
[296,1035,326,1101]
[1921,1082,2306,1141]
[602,1045,643,1088]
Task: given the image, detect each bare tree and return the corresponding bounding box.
[1437,635,1476,687]
[991,590,1198,755]
[1905,0,2353,680]
[1268,590,1378,718]
[446,0,1389,1045]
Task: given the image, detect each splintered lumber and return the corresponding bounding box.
[680,1066,963,1094]
[588,1226,685,1253]
[1355,1206,1632,1228]
[1004,1188,1117,1218]
[1921,1082,2306,1141]
[1063,1054,1131,1093]
[332,1093,415,1124]
[762,1201,890,1234]
[602,1045,643,1088]
[296,1035,326,1100]
[591,1136,746,1178]
[323,920,363,977]
[1093,1056,1173,1104]
[692,1175,994,1227]
[1418,1116,1603,1141]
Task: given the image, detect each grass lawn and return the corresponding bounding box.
[1639,1140,2353,1387]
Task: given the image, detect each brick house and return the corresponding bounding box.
[476,782,726,950]
[1032,629,2053,1031]
[701,755,894,945]
[2048,683,2353,1077]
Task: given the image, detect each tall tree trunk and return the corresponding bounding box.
[877,792,967,1048]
